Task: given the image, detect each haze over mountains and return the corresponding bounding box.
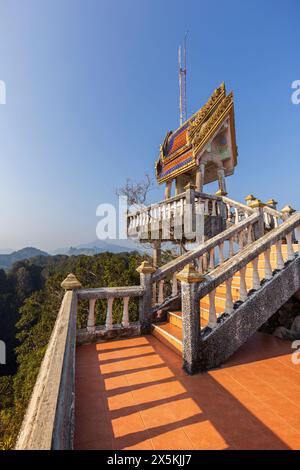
[0,238,146,270]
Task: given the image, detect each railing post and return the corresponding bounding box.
[286,232,295,261]
[137,261,156,334]
[177,264,204,375]
[122,297,130,328]
[184,182,196,240]
[276,240,284,270]
[225,278,233,314]
[251,257,260,290]
[172,272,178,296]
[87,298,96,332]
[249,199,264,239]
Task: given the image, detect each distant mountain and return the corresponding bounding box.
[0,247,49,270]
[51,238,147,256]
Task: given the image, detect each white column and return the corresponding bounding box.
[165,181,172,200]
[286,232,295,261]
[239,267,247,301]
[87,298,96,332]
[263,249,273,280]
[122,296,130,328]
[105,297,114,330]
[251,258,260,290]
[225,278,233,313]
[276,240,284,270]
[172,272,178,296]
[234,208,239,224]
[212,200,217,216]
[208,289,217,327]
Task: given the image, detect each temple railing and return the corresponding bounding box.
[175,211,300,372]
[77,286,144,341]
[149,211,262,315]
[127,190,226,241]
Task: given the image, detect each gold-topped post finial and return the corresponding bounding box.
[176,264,205,283]
[136,260,156,275]
[281,205,296,216]
[245,194,256,206]
[249,198,264,209]
[266,198,278,209]
[61,273,82,291]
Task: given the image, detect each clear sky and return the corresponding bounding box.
[0,0,299,251]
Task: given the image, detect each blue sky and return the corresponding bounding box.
[0,0,299,251]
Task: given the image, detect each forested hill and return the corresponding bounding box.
[0,247,48,270]
[0,250,148,449]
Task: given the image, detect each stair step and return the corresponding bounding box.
[168,311,208,329]
[151,322,182,354]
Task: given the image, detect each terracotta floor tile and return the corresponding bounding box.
[182,419,232,450]
[75,333,300,450]
[151,428,194,450]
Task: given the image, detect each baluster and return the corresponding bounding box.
[209,248,215,270]
[158,280,164,304]
[212,200,217,216]
[198,256,203,274]
[172,273,178,296]
[204,199,209,215]
[239,267,248,301]
[238,231,244,251]
[263,248,272,280]
[276,240,284,270]
[234,208,239,224]
[208,289,217,327]
[247,225,253,244]
[251,258,260,290]
[219,242,224,265]
[296,226,300,255]
[105,297,114,330]
[226,204,231,221]
[225,278,233,313]
[202,252,209,272]
[87,298,96,332]
[122,297,130,328]
[274,217,279,228]
[229,237,234,257]
[286,232,295,261]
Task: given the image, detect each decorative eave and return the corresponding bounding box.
[155,83,238,185]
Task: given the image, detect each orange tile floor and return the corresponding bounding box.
[74,333,300,450]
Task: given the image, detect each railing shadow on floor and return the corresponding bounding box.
[74,333,298,450]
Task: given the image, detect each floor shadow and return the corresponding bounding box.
[74,333,299,450]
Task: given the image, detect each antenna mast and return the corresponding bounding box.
[179,32,187,126]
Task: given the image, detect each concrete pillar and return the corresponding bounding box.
[177,265,204,374]
[184,183,196,240]
[249,199,265,239]
[216,167,227,196]
[195,162,205,193]
[137,261,156,334]
[152,240,161,268]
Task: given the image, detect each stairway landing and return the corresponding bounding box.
[74,333,300,450]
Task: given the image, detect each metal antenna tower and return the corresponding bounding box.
[178,32,188,126]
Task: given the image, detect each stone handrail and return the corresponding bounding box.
[195,211,300,327]
[77,285,145,333]
[152,212,260,283]
[15,290,78,450]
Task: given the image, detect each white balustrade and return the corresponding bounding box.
[239,267,248,301]
[105,297,114,330]
[276,241,284,270]
[286,232,295,261]
[251,258,260,290]
[263,249,273,280]
[229,237,234,257]
[209,248,215,270]
[219,242,225,265]
[208,289,217,327]
[122,297,130,328]
[87,298,96,332]
[225,278,233,314]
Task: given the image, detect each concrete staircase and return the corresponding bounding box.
[152,244,290,355]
